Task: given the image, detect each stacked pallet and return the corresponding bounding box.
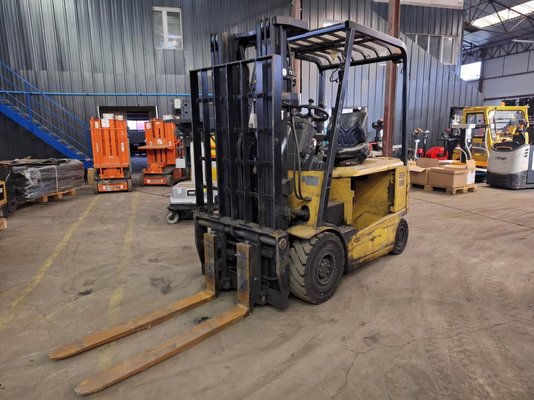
[409,159,478,195]
[1,159,84,204]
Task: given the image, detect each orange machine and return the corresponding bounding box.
[139,119,183,186]
[90,117,132,193]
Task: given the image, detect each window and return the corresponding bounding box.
[460,61,482,81]
[127,120,149,131]
[465,113,486,138]
[488,110,527,141]
[440,36,456,65]
[407,33,457,65]
[153,7,183,50]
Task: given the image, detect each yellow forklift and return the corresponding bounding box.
[49,17,410,395]
[452,105,530,168]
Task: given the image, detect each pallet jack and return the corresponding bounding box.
[487,119,534,189]
[139,119,184,186]
[50,17,410,395]
[90,117,132,193]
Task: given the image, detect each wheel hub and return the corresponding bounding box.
[317,255,335,284]
[396,227,406,244]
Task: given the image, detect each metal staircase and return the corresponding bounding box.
[0,60,92,168]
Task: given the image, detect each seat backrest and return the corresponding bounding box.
[328,110,368,148]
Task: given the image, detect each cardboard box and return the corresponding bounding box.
[409,158,439,186]
[409,164,428,185]
[427,160,476,188]
[452,160,476,185]
[415,158,439,168]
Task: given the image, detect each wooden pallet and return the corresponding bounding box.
[410,183,426,190]
[33,188,77,203]
[423,183,477,195]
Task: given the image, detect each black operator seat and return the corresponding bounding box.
[328,109,370,165]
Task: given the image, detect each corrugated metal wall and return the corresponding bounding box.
[0,0,291,159]
[0,0,290,120]
[300,0,482,146]
[0,0,481,158]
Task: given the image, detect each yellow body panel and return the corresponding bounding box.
[333,157,404,178]
[350,170,392,230]
[391,166,408,212]
[288,157,408,267]
[348,211,404,265]
[329,177,354,224]
[287,224,332,239]
[288,170,324,227]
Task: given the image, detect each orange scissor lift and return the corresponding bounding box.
[90,117,132,193]
[139,119,184,186]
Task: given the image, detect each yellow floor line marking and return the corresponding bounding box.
[98,192,139,369]
[0,196,100,331]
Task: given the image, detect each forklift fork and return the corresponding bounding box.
[49,233,251,396]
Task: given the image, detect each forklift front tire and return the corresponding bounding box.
[166,211,180,224]
[390,218,409,255]
[289,232,345,305]
[127,178,133,192]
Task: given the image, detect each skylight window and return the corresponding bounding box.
[472,1,534,28]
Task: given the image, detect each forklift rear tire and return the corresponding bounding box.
[92,180,99,194]
[166,211,180,224]
[390,218,409,255]
[289,232,345,305]
[127,179,133,192]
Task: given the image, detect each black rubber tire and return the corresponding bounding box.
[390,218,409,255]
[127,178,133,192]
[289,232,345,304]
[92,180,99,194]
[166,211,180,224]
[166,174,174,187]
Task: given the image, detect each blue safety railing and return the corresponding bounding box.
[0,60,92,164]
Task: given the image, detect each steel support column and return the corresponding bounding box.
[383,0,400,157]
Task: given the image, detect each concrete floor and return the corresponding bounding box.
[0,182,533,400]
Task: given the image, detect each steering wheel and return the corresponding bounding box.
[292,102,329,122]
